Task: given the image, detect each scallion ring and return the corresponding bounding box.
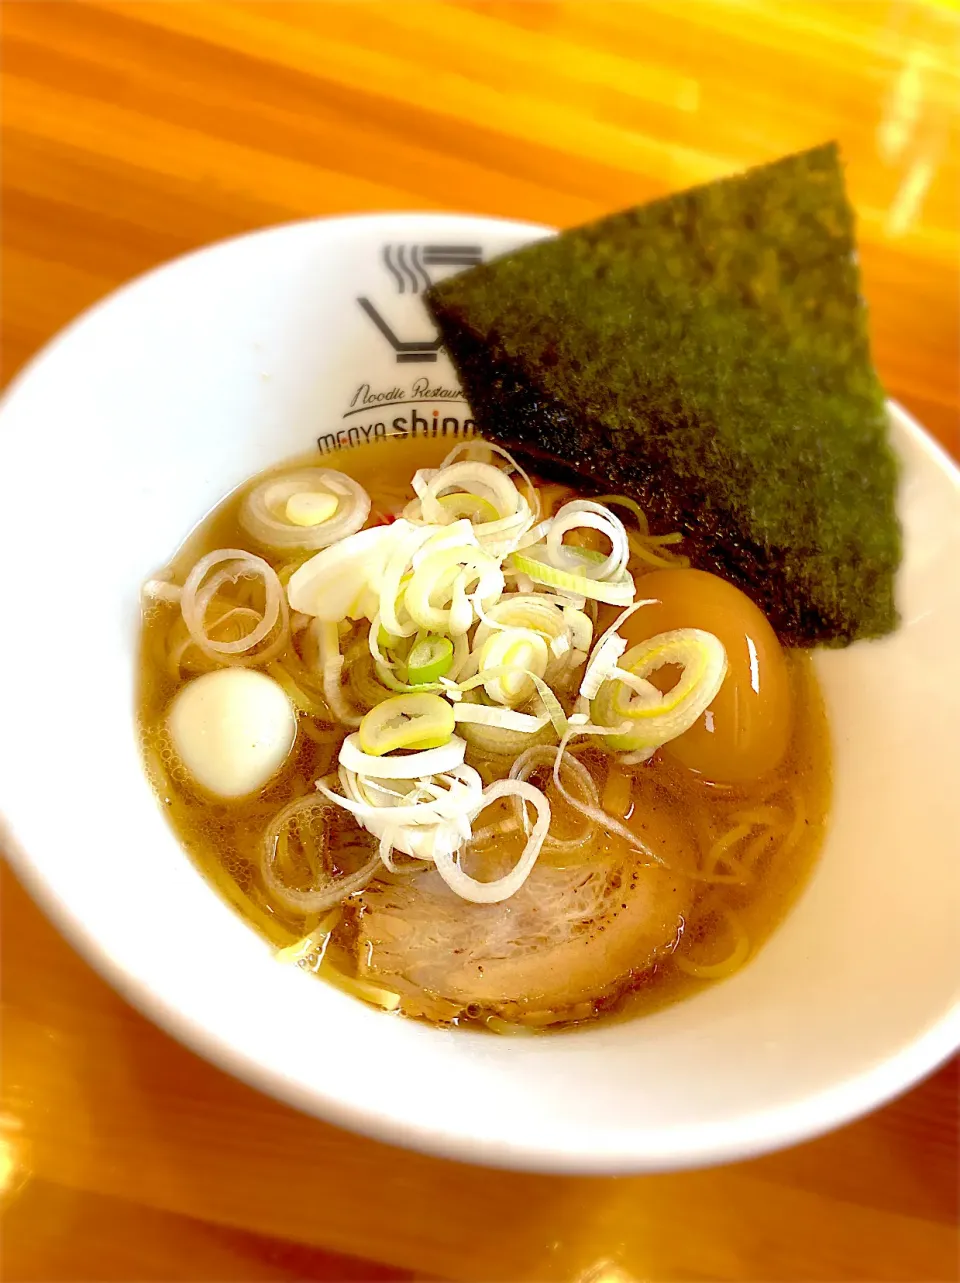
[357,692,456,756]
[407,635,455,685]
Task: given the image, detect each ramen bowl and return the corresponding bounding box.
[0,213,958,1173]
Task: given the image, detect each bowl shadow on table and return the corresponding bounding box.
[1,860,957,1283]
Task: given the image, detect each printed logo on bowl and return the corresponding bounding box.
[321,239,487,456]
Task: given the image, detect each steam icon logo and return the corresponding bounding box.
[357,243,484,363]
[382,245,431,294]
[381,244,482,295]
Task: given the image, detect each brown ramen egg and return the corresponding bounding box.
[622,569,792,784]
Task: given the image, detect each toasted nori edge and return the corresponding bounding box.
[426,143,900,646]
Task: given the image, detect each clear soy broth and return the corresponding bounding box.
[139,434,830,1031]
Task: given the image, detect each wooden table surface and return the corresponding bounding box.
[2,3,958,1280]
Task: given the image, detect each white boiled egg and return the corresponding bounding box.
[167,669,296,799]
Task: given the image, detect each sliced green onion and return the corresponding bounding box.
[479,628,549,707]
[378,521,436,638]
[437,440,542,525]
[591,628,727,753]
[432,778,550,903]
[358,692,455,756]
[376,621,406,655]
[452,703,549,734]
[471,595,593,685]
[450,665,566,736]
[407,635,454,684]
[374,661,443,694]
[285,491,339,527]
[510,551,635,605]
[241,467,369,551]
[405,545,504,635]
[437,492,500,522]
[315,619,362,727]
[546,501,629,583]
[579,633,629,700]
[560,545,608,567]
[419,462,520,525]
[288,524,396,622]
[526,673,569,738]
[339,731,466,778]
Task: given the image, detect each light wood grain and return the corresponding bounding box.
[1,3,958,1281]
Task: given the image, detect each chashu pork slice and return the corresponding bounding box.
[355,783,694,1025]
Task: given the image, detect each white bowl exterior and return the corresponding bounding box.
[0,214,958,1173]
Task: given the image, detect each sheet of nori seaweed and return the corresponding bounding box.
[425,143,900,646]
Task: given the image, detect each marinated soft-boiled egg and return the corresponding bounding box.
[621,569,792,784]
[167,669,296,798]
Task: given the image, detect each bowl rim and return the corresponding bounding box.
[1,212,958,1175]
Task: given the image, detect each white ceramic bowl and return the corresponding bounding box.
[1,214,958,1174]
